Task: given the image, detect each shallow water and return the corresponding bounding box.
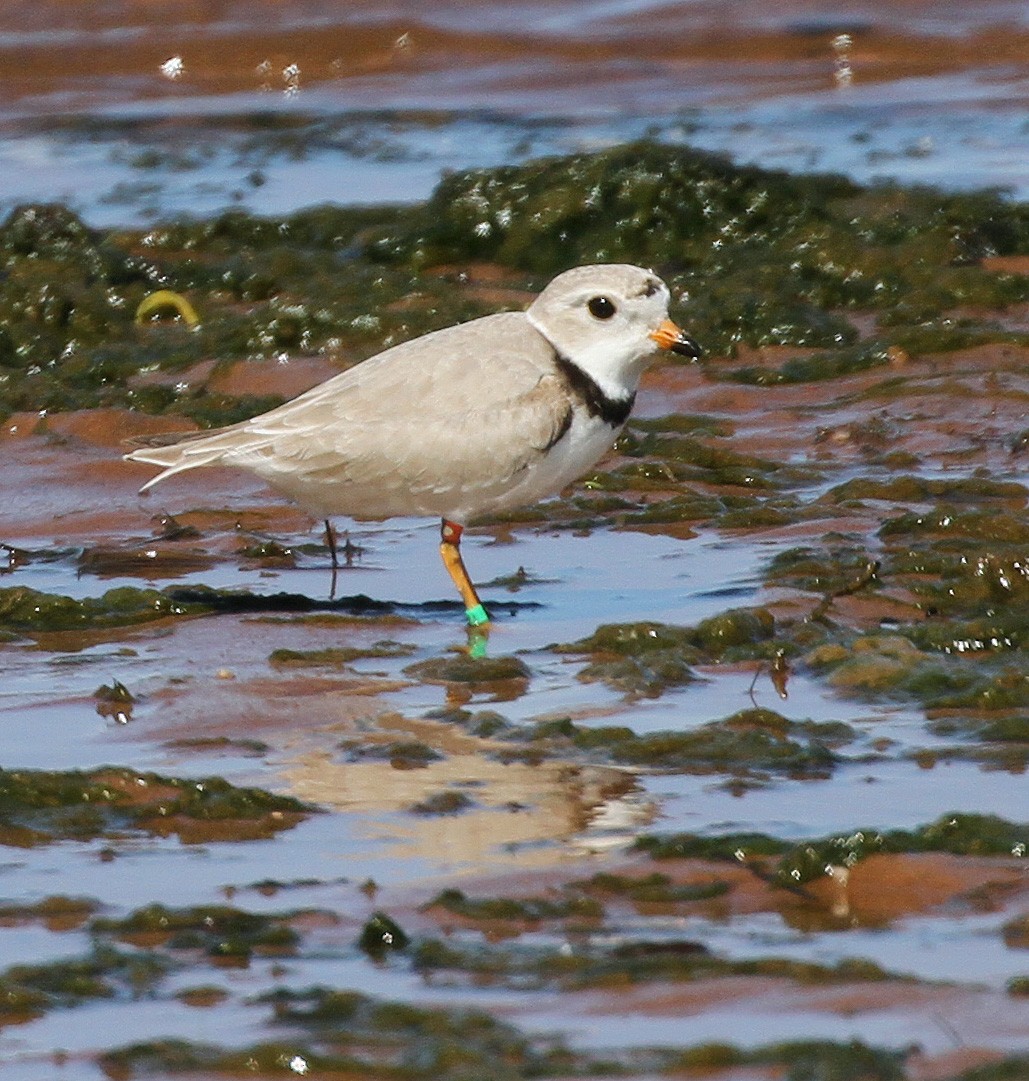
[1,0,1027,225]
[2,418,1028,1074]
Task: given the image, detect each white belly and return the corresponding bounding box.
[448,411,622,523]
[250,410,622,525]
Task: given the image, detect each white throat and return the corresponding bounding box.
[526,309,648,400]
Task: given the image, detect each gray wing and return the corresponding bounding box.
[129,311,571,515]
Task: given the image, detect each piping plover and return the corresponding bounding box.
[126,264,700,626]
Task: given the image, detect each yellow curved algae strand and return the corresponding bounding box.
[134,290,200,328]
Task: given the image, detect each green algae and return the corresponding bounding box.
[232,983,557,1077]
[557,610,775,661]
[761,492,1025,724]
[409,789,475,815]
[720,502,813,530]
[414,931,894,992]
[572,871,731,905]
[617,429,804,489]
[0,946,168,1023]
[427,888,604,923]
[886,548,1029,621]
[269,641,416,667]
[0,201,490,425]
[93,903,302,959]
[615,491,726,526]
[577,650,698,697]
[882,553,1029,658]
[97,1030,931,1081]
[766,493,1027,718]
[767,545,881,596]
[804,632,1028,751]
[374,142,1027,286]
[580,460,687,493]
[163,583,396,617]
[341,739,444,770]
[356,911,410,958]
[628,413,734,438]
[404,654,531,685]
[0,979,51,1022]
[0,766,314,846]
[913,666,1029,712]
[164,735,270,756]
[814,811,1029,862]
[950,1059,1029,1081]
[237,538,297,564]
[929,713,1029,746]
[552,610,777,697]
[695,608,776,653]
[574,949,892,991]
[636,813,1027,887]
[4,140,1028,432]
[366,141,1029,358]
[600,714,838,773]
[0,584,204,635]
[507,710,840,775]
[367,141,863,276]
[634,829,793,862]
[557,622,696,652]
[978,714,1029,742]
[880,508,1029,545]
[806,635,927,694]
[726,323,1024,382]
[825,475,1027,506]
[0,894,99,928]
[764,1041,906,1081]
[1002,912,1029,950]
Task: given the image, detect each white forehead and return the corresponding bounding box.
[531,264,668,308]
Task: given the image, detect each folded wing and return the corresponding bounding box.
[125,311,571,519]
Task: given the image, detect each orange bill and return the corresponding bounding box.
[650,318,702,358]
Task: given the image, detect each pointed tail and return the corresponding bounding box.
[123,428,234,492]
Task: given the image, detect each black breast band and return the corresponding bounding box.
[554,352,635,428]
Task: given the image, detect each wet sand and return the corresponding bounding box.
[2,327,1027,1075]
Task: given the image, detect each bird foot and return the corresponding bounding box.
[466,625,490,659]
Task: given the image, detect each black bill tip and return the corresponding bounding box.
[670,333,703,359]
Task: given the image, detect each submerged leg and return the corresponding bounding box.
[439,519,489,627]
[324,519,339,569]
[323,519,339,600]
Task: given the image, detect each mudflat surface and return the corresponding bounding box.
[2,265,1028,1076]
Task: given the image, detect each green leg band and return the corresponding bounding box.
[465,603,489,627]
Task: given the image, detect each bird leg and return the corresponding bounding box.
[439,519,489,627]
[324,519,339,570]
[323,519,339,600]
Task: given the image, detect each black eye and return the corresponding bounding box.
[588,295,616,320]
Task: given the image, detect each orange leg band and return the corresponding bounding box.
[439,519,489,626]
